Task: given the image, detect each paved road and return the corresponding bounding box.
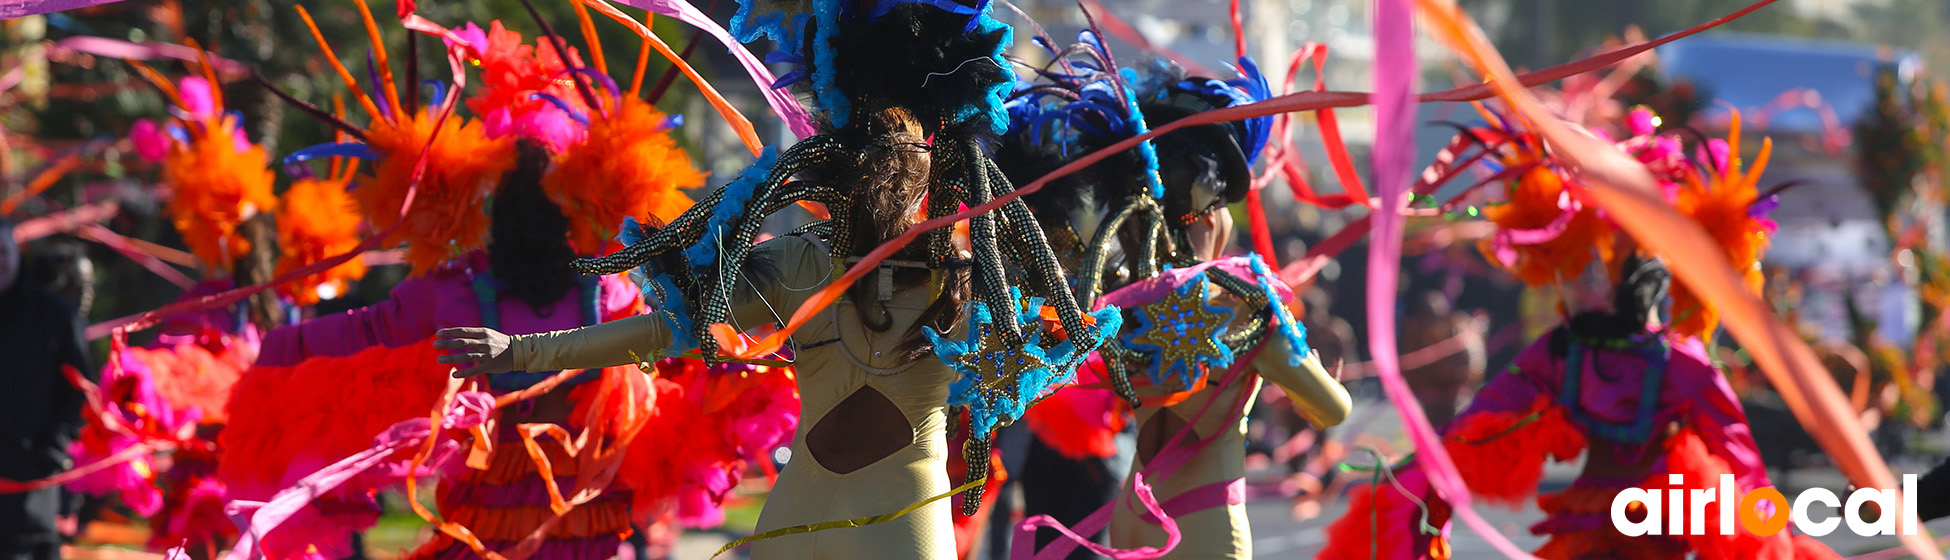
[678,396,1950,559]
[1243,486,1950,559]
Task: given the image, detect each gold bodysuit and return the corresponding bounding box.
[1108,294,1350,559]
[509,235,958,560]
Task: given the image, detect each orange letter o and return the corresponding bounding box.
[1739,488,1789,536]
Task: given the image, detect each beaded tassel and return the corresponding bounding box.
[960,431,991,515]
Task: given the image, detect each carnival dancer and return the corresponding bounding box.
[434,1,1122,558]
[1319,110,1839,560]
[997,32,1352,557]
[215,4,732,557]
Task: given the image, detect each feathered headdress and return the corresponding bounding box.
[274,173,368,306]
[128,55,278,273]
[1473,118,1618,287]
[275,2,519,274]
[449,20,594,153]
[273,98,369,306]
[544,97,703,255]
[1472,104,1779,342]
[998,28,1286,406]
[573,0,1119,514]
[1003,31,1272,265]
[440,13,708,258]
[1669,110,1776,342]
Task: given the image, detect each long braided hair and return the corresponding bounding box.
[1002,36,1275,406]
[570,0,1114,513]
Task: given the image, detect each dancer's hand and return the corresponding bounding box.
[435,327,515,377]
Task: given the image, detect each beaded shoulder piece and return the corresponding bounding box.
[574,0,1114,515]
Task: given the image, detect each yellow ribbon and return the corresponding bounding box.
[629,349,796,371]
[710,477,988,559]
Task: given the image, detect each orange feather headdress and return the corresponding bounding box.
[1475,125,1617,288]
[354,111,515,273]
[1669,110,1776,342]
[544,97,704,255]
[277,2,516,274]
[441,13,705,256]
[1471,103,1778,342]
[274,174,368,306]
[128,53,277,273]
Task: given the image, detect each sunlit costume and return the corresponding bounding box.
[63,62,303,555]
[474,0,1119,558]
[211,5,799,558]
[996,30,1350,559]
[1320,110,1838,559]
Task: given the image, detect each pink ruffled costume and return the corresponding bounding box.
[220,254,643,560]
[1323,329,1838,560]
[67,279,261,553]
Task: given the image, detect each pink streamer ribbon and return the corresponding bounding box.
[10,200,119,243]
[1013,473,1179,560]
[0,67,21,95]
[222,390,493,560]
[1369,1,1537,558]
[1487,203,1577,267]
[78,223,195,289]
[612,0,818,139]
[50,37,249,73]
[0,0,126,18]
[1012,345,1265,560]
[1135,478,1245,524]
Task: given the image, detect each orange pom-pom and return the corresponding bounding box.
[355,111,515,273]
[1477,164,1616,287]
[544,98,705,255]
[275,176,369,306]
[161,116,277,271]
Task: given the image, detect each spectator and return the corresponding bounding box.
[1400,291,1487,429]
[27,239,94,317]
[1918,457,1950,523]
[0,218,94,560]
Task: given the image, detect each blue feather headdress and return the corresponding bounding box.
[578,0,1118,517]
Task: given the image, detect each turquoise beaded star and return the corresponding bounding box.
[1122,273,1236,389]
[927,297,1056,437]
[928,291,1124,438]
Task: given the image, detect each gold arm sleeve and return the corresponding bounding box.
[510,313,670,372]
[1255,342,1352,429]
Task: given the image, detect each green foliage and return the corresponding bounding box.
[1854,64,1927,225]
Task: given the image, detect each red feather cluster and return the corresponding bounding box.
[457,21,592,152]
[218,341,449,559]
[1441,396,1585,507]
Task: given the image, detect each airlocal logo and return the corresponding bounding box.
[1610,474,1920,537]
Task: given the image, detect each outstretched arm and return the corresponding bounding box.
[259,276,435,367]
[440,235,831,376]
